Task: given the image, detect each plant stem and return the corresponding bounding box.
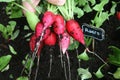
[66,51,71,80]
[59,35,63,68]
[48,54,53,78]
[63,61,68,80]
[86,48,108,66]
[34,56,40,80]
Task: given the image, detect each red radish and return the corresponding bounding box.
[53,14,65,35]
[35,22,43,38]
[42,11,55,29]
[66,19,85,45]
[42,28,51,40]
[44,32,57,46]
[59,32,70,54]
[35,22,51,41]
[29,34,44,55]
[29,34,36,52]
[116,11,120,20]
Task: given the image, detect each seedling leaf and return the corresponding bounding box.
[93,64,105,78]
[77,68,92,80]
[113,67,120,79]
[16,76,28,80]
[10,30,20,40]
[9,45,17,55]
[0,0,14,2]
[108,46,120,66]
[93,0,109,12]
[0,55,12,71]
[77,50,89,61]
[68,38,79,50]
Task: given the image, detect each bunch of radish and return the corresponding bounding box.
[22,0,85,80]
[28,10,85,80]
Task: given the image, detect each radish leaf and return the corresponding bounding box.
[0,0,14,2]
[113,67,120,79]
[108,46,120,66]
[16,76,28,80]
[9,45,17,55]
[77,68,92,80]
[0,55,12,71]
[77,50,89,61]
[93,64,105,78]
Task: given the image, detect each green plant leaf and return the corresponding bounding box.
[76,0,87,6]
[68,37,79,50]
[1,65,9,72]
[109,1,117,16]
[0,0,14,2]
[93,11,109,27]
[108,46,120,66]
[93,64,105,78]
[16,76,28,80]
[10,30,20,40]
[0,24,5,32]
[77,68,92,80]
[83,3,92,13]
[88,0,96,6]
[9,45,17,55]
[6,3,23,18]
[25,11,40,31]
[113,67,120,79]
[93,0,109,12]
[74,7,84,18]
[77,50,89,61]
[0,55,12,71]
[22,55,34,72]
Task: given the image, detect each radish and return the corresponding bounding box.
[29,34,44,55]
[59,32,70,54]
[35,22,43,38]
[53,14,66,68]
[59,32,71,80]
[44,32,57,46]
[66,19,85,45]
[29,34,44,80]
[116,11,120,20]
[35,22,51,41]
[22,0,41,14]
[22,0,40,31]
[42,11,55,29]
[53,14,65,35]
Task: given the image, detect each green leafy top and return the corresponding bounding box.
[108,46,120,66]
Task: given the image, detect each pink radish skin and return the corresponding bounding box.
[42,28,51,40]
[53,14,65,35]
[44,32,57,46]
[66,19,85,45]
[22,0,41,14]
[35,22,51,41]
[29,34,36,52]
[29,34,44,56]
[42,11,55,29]
[35,22,43,38]
[59,32,70,54]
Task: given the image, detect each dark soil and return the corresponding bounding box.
[0,1,120,80]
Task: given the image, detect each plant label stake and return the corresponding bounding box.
[82,23,105,41]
